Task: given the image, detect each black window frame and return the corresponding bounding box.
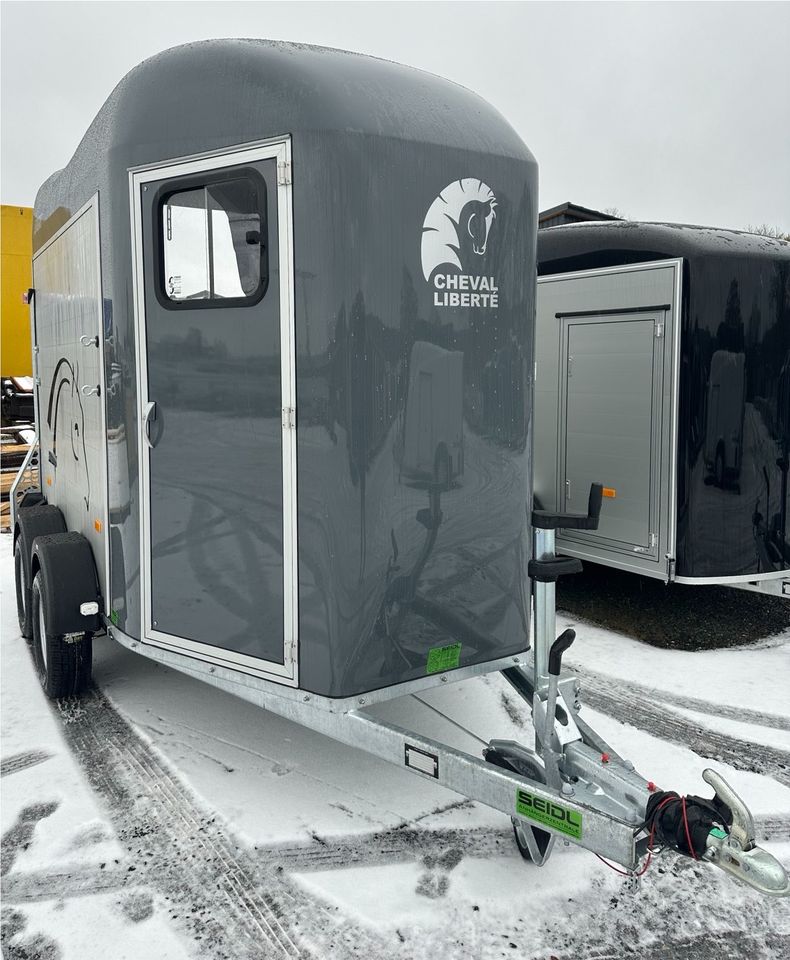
[153,166,269,311]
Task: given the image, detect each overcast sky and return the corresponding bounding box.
[2,1,789,232]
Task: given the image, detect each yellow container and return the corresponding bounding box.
[1,205,33,377]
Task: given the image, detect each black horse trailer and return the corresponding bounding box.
[10,41,788,896]
[536,221,790,597]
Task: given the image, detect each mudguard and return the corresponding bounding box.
[31,532,102,636]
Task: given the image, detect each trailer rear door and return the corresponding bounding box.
[130,140,298,684]
[562,314,663,557]
[534,260,681,579]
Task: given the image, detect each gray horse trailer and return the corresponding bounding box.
[536,222,790,597]
[10,42,788,895]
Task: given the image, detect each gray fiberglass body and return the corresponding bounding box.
[538,222,790,580]
[33,40,537,697]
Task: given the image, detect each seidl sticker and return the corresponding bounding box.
[516,788,583,840]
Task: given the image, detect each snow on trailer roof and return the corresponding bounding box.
[538,219,790,267]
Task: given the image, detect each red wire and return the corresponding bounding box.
[595,821,657,877]
[681,795,698,861]
[594,792,699,877]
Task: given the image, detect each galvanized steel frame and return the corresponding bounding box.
[107,620,639,867]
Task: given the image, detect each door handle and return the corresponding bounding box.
[80,334,99,347]
[143,400,158,449]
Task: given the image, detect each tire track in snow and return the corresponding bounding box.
[50,686,354,960]
[259,825,513,873]
[575,668,790,787]
[6,812,789,905]
[571,662,790,733]
[587,931,790,960]
[0,750,53,778]
[2,866,132,903]
[55,688,305,959]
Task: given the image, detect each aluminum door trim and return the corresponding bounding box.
[674,569,790,586]
[129,139,298,686]
[537,258,684,288]
[32,194,111,612]
[666,260,683,574]
[558,312,665,558]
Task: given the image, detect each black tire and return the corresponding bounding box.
[14,537,32,640]
[511,817,553,863]
[19,491,46,510]
[484,746,554,864]
[14,504,66,640]
[31,570,92,699]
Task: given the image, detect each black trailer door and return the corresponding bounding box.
[132,142,297,682]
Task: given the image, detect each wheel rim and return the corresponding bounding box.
[38,591,48,671]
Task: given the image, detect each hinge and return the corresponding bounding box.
[281,406,296,429]
[649,532,657,548]
[655,321,664,338]
[277,161,292,186]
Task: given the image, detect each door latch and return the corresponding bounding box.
[143,400,158,448]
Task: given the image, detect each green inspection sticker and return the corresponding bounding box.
[426,642,461,675]
[110,609,119,626]
[516,788,583,840]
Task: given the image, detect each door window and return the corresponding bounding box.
[159,174,267,307]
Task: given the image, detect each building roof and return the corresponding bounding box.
[538,202,621,228]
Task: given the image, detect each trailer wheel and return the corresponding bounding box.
[19,491,46,510]
[14,537,31,640]
[13,504,66,640]
[484,744,555,866]
[31,569,93,699]
[511,816,554,864]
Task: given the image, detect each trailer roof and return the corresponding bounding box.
[35,38,532,235]
[538,219,790,270]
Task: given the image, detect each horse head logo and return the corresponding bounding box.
[421,179,497,281]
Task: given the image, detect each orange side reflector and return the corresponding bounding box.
[603,487,617,498]
[46,477,52,487]
[94,519,103,533]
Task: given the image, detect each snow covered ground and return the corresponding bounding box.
[2,532,790,959]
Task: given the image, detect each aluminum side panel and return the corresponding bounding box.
[32,197,109,604]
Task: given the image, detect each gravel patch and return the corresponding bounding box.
[557,563,790,650]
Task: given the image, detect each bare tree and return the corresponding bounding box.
[745,223,790,241]
[603,207,626,219]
